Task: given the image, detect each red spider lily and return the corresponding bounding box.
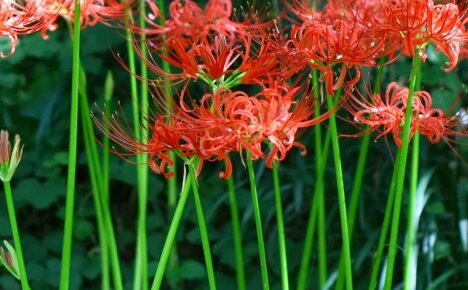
[285,14,383,95]
[143,0,267,42]
[138,34,247,86]
[139,30,290,87]
[37,0,131,29]
[346,82,465,147]
[1,0,59,57]
[94,80,329,178]
[426,2,467,71]
[373,0,467,70]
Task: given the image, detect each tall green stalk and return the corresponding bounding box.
[297,69,330,290]
[246,152,270,290]
[368,151,400,290]
[150,167,192,290]
[403,131,420,290]
[404,70,422,290]
[155,0,180,281]
[227,175,246,290]
[336,62,385,290]
[272,161,289,290]
[79,69,124,290]
[189,161,217,290]
[79,71,110,290]
[383,55,422,290]
[326,88,353,290]
[2,181,30,290]
[296,131,331,290]
[124,7,149,290]
[59,1,81,289]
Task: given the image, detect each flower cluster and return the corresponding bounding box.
[281,0,467,94]
[97,0,467,179]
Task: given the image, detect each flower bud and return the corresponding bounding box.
[0,130,23,182]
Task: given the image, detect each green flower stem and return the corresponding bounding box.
[124,8,149,290]
[335,133,370,290]
[189,161,217,290]
[384,55,422,290]
[246,152,270,290]
[272,161,289,290]
[102,71,114,204]
[297,69,330,290]
[79,69,123,290]
[79,76,110,290]
[150,168,193,290]
[227,175,246,290]
[403,130,420,290]
[368,151,400,290]
[296,131,331,290]
[155,0,180,281]
[59,1,81,289]
[2,181,30,290]
[326,89,353,290]
[336,62,385,290]
[403,69,422,290]
[314,75,329,290]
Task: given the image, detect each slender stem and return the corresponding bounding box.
[155,0,179,282]
[403,131,420,290]
[79,75,110,290]
[138,1,149,287]
[336,62,385,290]
[297,69,330,290]
[384,55,422,290]
[189,161,217,290]
[79,72,123,290]
[227,175,247,290]
[246,152,270,290]
[2,181,30,290]
[296,132,331,290]
[124,8,149,290]
[272,161,289,290]
[315,74,329,290]
[59,2,81,289]
[102,71,113,205]
[326,89,353,290]
[368,151,400,290]
[150,169,192,290]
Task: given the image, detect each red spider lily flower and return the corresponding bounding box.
[94,80,329,178]
[35,0,132,32]
[346,82,466,147]
[143,0,267,42]
[373,0,467,70]
[426,2,467,71]
[139,34,246,86]
[285,15,383,95]
[140,32,289,87]
[1,0,59,57]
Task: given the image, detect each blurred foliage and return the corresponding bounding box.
[1,2,468,290]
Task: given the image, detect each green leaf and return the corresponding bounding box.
[177,260,206,280]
